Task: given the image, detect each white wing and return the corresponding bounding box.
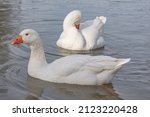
[49,55,126,76]
[80,20,93,29]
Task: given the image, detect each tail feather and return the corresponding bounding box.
[116,58,130,67]
[110,58,130,75]
[99,16,107,24]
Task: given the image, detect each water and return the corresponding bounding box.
[0,0,150,99]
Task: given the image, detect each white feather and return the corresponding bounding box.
[57,10,106,50]
[13,29,130,85]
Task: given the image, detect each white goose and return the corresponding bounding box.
[57,10,106,50]
[12,29,130,85]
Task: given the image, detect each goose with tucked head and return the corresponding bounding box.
[12,29,130,85]
[57,10,106,50]
[63,10,81,30]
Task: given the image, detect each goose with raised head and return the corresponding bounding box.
[57,10,106,50]
[12,29,130,85]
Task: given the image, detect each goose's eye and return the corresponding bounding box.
[25,33,29,36]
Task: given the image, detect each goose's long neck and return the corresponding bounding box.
[63,20,73,31]
[63,15,77,31]
[29,39,47,67]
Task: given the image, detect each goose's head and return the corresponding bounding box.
[11,29,40,45]
[63,10,81,30]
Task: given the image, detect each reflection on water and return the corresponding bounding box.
[26,76,120,100]
[0,0,150,99]
[56,46,105,56]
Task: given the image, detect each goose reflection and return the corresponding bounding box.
[56,46,105,56]
[26,76,121,100]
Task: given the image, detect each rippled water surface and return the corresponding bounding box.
[0,0,150,99]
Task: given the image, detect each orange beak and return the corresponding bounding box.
[75,24,80,30]
[11,35,23,45]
